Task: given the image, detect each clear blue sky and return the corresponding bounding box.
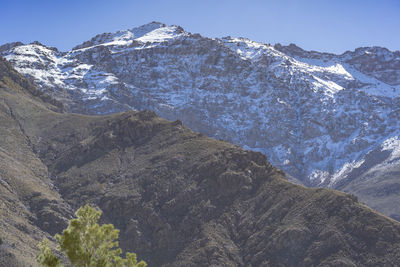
[1,0,399,54]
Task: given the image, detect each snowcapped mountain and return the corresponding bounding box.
[1,22,399,192]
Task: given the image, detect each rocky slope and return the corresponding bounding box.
[0,57,72,267]
[1,22,399,192]
[2,56,400,266]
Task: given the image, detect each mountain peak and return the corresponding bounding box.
[129,21,166,33]
[343,46,400,59]
[72,22,183,51]
[0,41,24,53]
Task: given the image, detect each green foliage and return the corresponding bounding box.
[37,239,63,267]
[37,204,146,267]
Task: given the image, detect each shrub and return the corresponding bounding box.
[37,204,146,267]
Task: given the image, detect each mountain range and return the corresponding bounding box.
[1,22,399,220]
[1,54,400,266]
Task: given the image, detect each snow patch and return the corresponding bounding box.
[381,136,400,162]
[329,159,366,186]
[136,26,181,43]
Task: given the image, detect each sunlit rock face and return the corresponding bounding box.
[1,22,399,188]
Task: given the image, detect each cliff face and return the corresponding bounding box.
[1,57,400,266]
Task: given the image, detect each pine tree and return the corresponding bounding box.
[37,204,146,267]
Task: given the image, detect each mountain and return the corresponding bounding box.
[1,22,399,219]
[2,55,400,266]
